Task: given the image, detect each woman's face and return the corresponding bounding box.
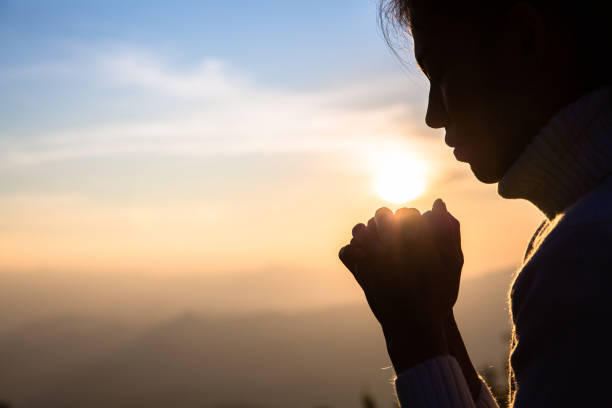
[411,15,538,183]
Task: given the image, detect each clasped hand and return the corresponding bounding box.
[338,199,463,339]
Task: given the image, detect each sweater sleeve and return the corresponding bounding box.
[394,356,499,408]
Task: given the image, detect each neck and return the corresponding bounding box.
[498,86,612,219]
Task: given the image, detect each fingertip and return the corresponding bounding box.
[367,217,378,236]
[374,207,393,231]
[351,223,367,237]
[338,245,348,259]
[367,216,377,228]
[433,198,447,212]
[338,244,355,268]
[375,207,392,218]
[395,207,420,217]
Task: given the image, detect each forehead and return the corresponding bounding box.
[411,16,478,66]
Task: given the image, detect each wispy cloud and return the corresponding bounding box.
[1,47,433,168]
[100,51,246,100]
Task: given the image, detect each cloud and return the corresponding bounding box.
[1,47,433,168]
[99,51,245,100]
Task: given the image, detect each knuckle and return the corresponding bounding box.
[351,223,366,235]
[375,207,392,217]
[394,207,408,215]
[396,207,421,220]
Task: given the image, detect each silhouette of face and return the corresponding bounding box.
[412,14,536,184]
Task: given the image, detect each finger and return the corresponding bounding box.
[446,213,463,267]
[446,211,462,251]
[338,244,353,271]
[431,199,461,251]
[426,203,463,270]
[350,238,367,254]
[350,238,367,253]
[351,223,369,246]
[364,216,387,256]
[422,210,435,240]
[367,217,379,240]
[433,198,447,213]
[374,207,394,245]
[426,207,452,253]
[424,210,446,248]
[405,213,430,260]
[395,207,421,243]
[338,244,365,273]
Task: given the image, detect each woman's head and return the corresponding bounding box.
[380,1,612,183]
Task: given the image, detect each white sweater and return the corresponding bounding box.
[394,85,612,407]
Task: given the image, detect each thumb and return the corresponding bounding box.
[429,199,463,268]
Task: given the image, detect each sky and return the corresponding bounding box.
[0,1,544,308]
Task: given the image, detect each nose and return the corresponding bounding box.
[425,85,449,129]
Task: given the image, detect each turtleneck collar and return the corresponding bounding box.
[498,86,612,220]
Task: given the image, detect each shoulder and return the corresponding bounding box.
[511,187,612,316]
[509,177,612,406]
[558,173,612,227]
[536,174,612,260]
[520,175,612,265]
[528,214,611,294]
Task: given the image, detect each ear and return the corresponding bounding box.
[509,3,545,53]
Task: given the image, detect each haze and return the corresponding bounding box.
[0,1,543,407]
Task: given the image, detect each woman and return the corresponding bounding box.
[338,1,612,407]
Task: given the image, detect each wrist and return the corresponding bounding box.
[442,310,483,401]
[383,321,449,374]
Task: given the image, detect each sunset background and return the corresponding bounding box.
[1,1,543,407]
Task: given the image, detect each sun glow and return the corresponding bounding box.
[373,151,428,204]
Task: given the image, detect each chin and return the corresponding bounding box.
[468,160,503,184]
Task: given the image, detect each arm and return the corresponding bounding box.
[444,312,486,401]
[391,315,499,408]
[383,320,449,374]
[385,313,499,408]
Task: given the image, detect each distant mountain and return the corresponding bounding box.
[0,269,515,408]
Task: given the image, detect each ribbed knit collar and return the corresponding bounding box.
[498,86,612,220]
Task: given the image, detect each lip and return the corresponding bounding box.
[445,139,457,148]
[445,136,461,149]
[453,145,471,162]
[445,132,472,161]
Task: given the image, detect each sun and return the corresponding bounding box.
[373,152,428,204]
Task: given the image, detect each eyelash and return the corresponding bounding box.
[430,65,452,85]
[428,70,446,85]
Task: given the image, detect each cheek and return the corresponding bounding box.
[442,67,512,181]
[442,68,491,134]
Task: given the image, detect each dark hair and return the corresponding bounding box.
[378,0,612,83]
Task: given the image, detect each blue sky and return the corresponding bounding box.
[1,0,404,85]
